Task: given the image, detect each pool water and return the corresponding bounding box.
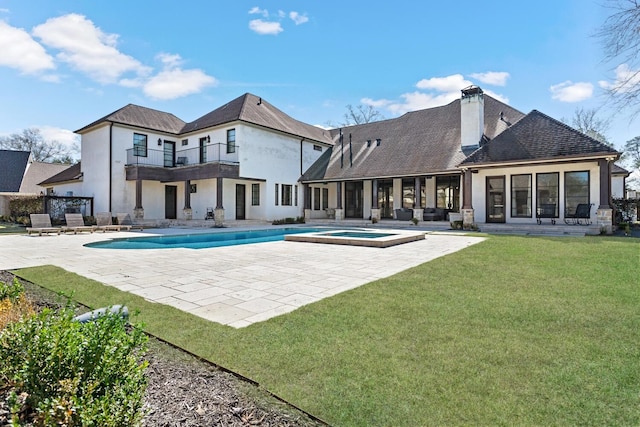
[85,227,330,250]
[322,231,394,239]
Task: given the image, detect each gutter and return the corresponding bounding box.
[109,122,113,212]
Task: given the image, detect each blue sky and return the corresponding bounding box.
[1,0,639,159]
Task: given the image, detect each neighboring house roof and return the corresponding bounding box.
[181,93,333,144]
[460,110,619,166]
[75,104,186,134]
[20,162,71,193]
[39,162,82,186]
[612,163,630,176]
[0,150,30,192]
[302,95,524,182]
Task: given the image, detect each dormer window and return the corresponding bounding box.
[367,139,371,147]
[376,138,381,146]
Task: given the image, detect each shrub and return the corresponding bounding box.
[450,220,463,230]
[272,217,305,225]
[0,278,34,331]
[0,305,148,426]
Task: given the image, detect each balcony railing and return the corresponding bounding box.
[126,143,239,167]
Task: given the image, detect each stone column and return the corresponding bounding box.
[183,180,192,220]
[134,179,144,219]
[597,158,613,234]
[215,177,224,227]
[461,169,474,226]
[370,208,381,222]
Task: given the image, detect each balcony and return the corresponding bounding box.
[125,143,240,182]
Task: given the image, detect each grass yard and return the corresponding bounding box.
[12,235,640,426]
[0,223,26,234]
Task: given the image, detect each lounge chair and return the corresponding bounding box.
[62,213,96,234]
[95,212,122,232]
[26,214,61,236]
[116,213,143,231]
[564,203,593,225]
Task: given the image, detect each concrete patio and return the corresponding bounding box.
[0,227,484,328]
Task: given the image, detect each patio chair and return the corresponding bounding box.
[26,213,61,236]
[564,203,593,225]
[205,207,214,220]
[536,204,556,225]
[95,212,122,232]
[116,213,143,231]
[62,213,96,234]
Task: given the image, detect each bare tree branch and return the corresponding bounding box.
[0,128,75,163]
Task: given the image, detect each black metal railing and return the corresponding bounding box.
[126,143,239,167]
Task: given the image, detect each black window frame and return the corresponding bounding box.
[313,187,321,210]
[227,128,236,154]
[511,174,532,218]
[536,172,559,218]
[564,171,590,214]
[282,184,292,206]
[133,133,148,157]
[251,183,260,206]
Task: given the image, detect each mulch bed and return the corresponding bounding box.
[0,271,326,427]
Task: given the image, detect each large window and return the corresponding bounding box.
[402,178,415,209]
[282,184,292,206]
[322,188,328,210]
[275,184,279,206]
[133,133,147,157]
[251,183,260,206]
[511,174,532,217]
[565,171,589,214]
[314,187,321,210]
[436,175,460,211]
[227,129,236,154]
[199,137,207,163]
[536,172,559,217]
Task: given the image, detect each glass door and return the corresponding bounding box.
[486,176,505,223]
[163,141,175,167]
[345,181,363,218]
[377,179,393,219]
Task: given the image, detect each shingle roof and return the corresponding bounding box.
[460,110,619,166]
[301,95,523,182]
[39,162,82,186]
[612,163,630,175]
[75,104,186,134]
[181,93,332,144]
[20,162,71,193]
[0,150,30,192]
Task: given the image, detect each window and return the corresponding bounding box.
[402,178,415,209]
[133,133,147,157]
[227,128,236,153]
[313,145,322,151]
[367,140,371,147]
[252,183,260,206]
[565,171,589,214]
[190,184,197,193]
[275,184,279,206]
[282,184,292,206]
[199,137,207,163]
[181,139,189,146]
[322,188,328,210]
[295,185,298,206]
[436,175,460,211]
[536,172,559,217]
[511,174,532,217]
[314,187,321,210]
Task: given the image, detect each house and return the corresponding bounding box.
[70,93,332,225]
[301,86,620,232]
[50,87,622,231]
[0,149,71,216]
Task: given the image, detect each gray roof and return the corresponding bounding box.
[612,163,630,176]
[0,150,30,192]
[76,94,333,144]
[302,95,523,182]
[39,162,82,186]
[182,93,332,144]
[75,104,186,134]
[460,110,619,166]
[20,162,71,193]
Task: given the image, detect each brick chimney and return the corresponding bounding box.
[460,85,484,150]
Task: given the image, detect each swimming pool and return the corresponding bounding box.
[85,227,331,250]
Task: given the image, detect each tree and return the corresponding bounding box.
[596,0,640,115]
[624,135,640,168]
[564,107,612,144]
[0,128,76,163]
[341,104,385,126]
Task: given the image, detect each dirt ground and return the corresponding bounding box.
[0,271,327,427]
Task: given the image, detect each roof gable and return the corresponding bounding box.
[38,162,82,186]
[303,95,524,181]
[75,104,186,134]
[0,150,30,192]
[460,110,619,166]
[20,162,71,193]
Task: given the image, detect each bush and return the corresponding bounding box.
[0,305,148,426]
[0,278,34,331]
[272,217,305,225]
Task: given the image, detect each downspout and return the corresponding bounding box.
[300,138,305,175]
[109,122,113,213]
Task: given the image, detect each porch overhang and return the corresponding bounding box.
[125,162,240,182]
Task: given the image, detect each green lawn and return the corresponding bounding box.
[12,235,640,426]
[0,223,26,234]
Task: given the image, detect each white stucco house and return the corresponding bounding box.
[45,86,625,232]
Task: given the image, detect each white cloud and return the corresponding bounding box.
[599,63,640,94]
[0,20,55,74]
[32,14,151,84]
[416,74,472,92]
[249,19,283,35]
[0,8,10,13]
[156,52,183,68]
[361,97,392,108]
[143,68,217,100]
[469,71,510,86]
[483,89,509,104]
[550,80,594,102]
[290,11,309,25]
[38,126,79,152]
[248,7,269,17]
